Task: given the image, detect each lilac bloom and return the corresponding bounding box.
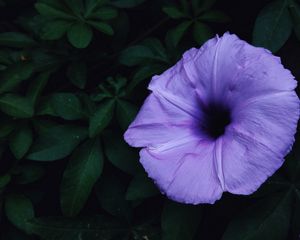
[124,33,299,204]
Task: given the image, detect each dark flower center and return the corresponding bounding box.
[201,102,231,139]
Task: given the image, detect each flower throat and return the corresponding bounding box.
[201,102,231,139]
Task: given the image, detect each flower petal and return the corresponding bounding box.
[221,128,284,194]
[140,140,223,204]
[182,32,297,105]
[148,49,204,114]
[222,89,299,194]
[124,93,205,148]
[232,91,299,157]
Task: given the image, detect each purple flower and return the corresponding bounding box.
[124,33,299,204]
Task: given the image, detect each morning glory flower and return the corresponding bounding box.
[124,33,299,204]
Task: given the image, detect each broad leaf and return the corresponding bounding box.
[126,172,158,200]
[84,0,107,17]
[127,64,166,92]
[96,174,132,220]
[193,21,213,45]
[27,71,50,106]
[88,7,118,20]
[116,100,138,130]
[0,94,34,118]
[222,192,292,240]
[61,139,104,216]
[0,63,33,94]
[88,21,114,35]
[67,62,87,89]
[253,0,292,52]
[14,164,45,185]
[289,0,300,41]
[63,0,84,16]
[0,32,36,48]
[169,21,192,46]
[9,125,33,159]
[27,125,87,161]
[67,23,93,48]
[162,6,186,19]
[35,3,76,19]
[119,45,156,66]
[161,201,202,240]
[0,120,15,138]
[5,194,35,234]
[103,130,139,175]
[89,100,115,138]
[0,174,11,189]
[40,20,71,40]
[50,93,85,120]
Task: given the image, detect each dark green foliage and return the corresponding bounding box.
[0,0,299,239]
[253,0,293,52]
[60,138,104,216]
[161,201,202,240]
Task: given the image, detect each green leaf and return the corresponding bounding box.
[126,172,158,200]
[289,0,300,41]
[169,20,192,46]
[0,120,15,138]
[193,21,213,45]
[63,0,84,16]
[142,38,169,61]
[88,7,118,20]
[253,0,292,53]
[0,32,36,48]
[36,96,57,116]
[9,125,33,159]
[40,20,72,40]
[116,100,138,130]
[0,94,34,118]
[103,130,139,175]
[0,174,11,189]
[30,49,63,72]
[5,194,35,234]
[61,139,104,217]
[222,192,292,240]
[14,165,44,185]
[161,201,202,240]
[26,71,50,106]
[96,174,132,220]
[67,62,87,89]
[28,215,129,240]
[199,10,231,22]
[51,93,85,120]
[35,3,76,19]
[89,100,115,138]
[88,21,114,35]
[127,64,166,92]
[119,45,155,66]
[84,0,107,17]
[0,63,34,94]
[162,6,186,19]
[110,0,146,8]
[67,23,93,48]
[27,125,87,161]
